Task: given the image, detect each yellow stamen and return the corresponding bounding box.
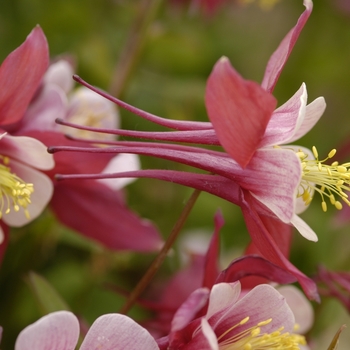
[0,156,34,220]
[217,317,306,350]
[297,146,350,212]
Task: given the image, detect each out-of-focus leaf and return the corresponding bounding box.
[327,325,346,350]
[26,271,70,314]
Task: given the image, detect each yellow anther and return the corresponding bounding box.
[335,201,343,210]
[312,146,318,158]
[337,166,348,173]
[331,161,339,166]
[257,319,272,327]
[328,149,337,158]
[322,201,327,212]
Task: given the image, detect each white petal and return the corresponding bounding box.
[98,154,140,190]
[290,214,318,241]
[201,318,219,350]
[44,60,74,94]
[277,285,314,334]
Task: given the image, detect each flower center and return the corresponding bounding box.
[297,146,350,212]
[218,317,306,350]
[0,156,34,220]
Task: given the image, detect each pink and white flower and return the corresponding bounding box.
[0,26,54,256]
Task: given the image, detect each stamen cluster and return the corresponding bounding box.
[298,146,350,212]
[0,156,34,219]
[218,317,306,349]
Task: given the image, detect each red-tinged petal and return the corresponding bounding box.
[206,282,241,319]
[50,180,162,252]
[0,26,49,125]
[1,134,54,170]
[259,83,307,148]
[287,96,326,143]
[2,160,53,227]
[290,214,318,241]
[171,288,210,332]
[277,285,314,334]
[261,0,313,93]
[205,57,277,168]
[240,190,319,301]
[202,211,223,289]
[80,314,159,350]
[0,224,9,265]
[215,255,297,285]
[15,311,79,350]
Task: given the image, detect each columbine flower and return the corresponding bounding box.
[162,282,309,349]
[14,311,159,350]
[0,26,54,254]
[50,0,320,300]
[12,56,162,252]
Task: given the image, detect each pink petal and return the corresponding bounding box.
[259,83,307,147]
[171,288,210,332]
[237,148,301,224]
[206,282,241,319]
[50,180,162,251]
[1,134,55,170]
[213,284,295,340]
[0,26,49,125]
[80,314,159,350]
[277,285,314,334]
[205,57,276,168]
[15,311,79,350]
[2,160,53,227]
[290,214,318,241]
[0,224,9,265]
[261,0,313,93]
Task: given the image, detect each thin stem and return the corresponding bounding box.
[109,0,163,98]
[119,188,201,314]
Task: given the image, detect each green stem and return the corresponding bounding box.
[119,189,201,314]
[109,0,163,98]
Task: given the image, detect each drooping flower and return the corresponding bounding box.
[14,311,159,350]
[0,26,54,258]
[10,57,162,252]
[50,0,321,299]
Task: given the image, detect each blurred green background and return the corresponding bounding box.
[1,0,350,348]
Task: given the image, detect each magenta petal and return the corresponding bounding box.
[80,314,159,350]
[261,0,313,93]
[0,26,49,125]
[50,181,162,251]
[216,255,297,285]
[205,57,276,168]
[171,288,210,332]
[15,311,79,350]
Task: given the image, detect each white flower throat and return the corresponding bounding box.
[0,155,34,219]
[298,146,350,212]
